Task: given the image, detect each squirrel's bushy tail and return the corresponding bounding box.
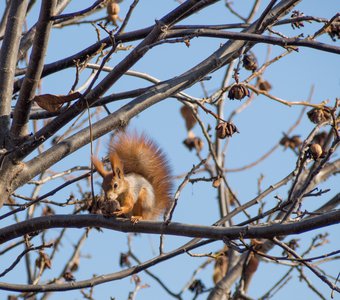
[111,132,173,219]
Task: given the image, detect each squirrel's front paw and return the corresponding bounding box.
[130,216,142,224]
[112,210,125,217]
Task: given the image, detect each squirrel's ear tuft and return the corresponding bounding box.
[91,156,108,178]
[109,152,124,178]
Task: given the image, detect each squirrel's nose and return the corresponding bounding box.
[106,191,118,201]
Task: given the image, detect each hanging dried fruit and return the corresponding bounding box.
[107,1,120,25]
[183,137,204,152]
[312,131,327,146]
[216,122,239,139]
[213,253,228,284]
[189,279,205,294]
[326,19,340,41]
[228,84,250,100]
[308,143,323,160]
[180,105,197,131]
[307,106,332,124]
[212,176,222,188]
[279,135,302,150]
[242,52,258,72]
[258,79,272,91]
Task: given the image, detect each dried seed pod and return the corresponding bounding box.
[107,1,120,15]
[279,135,302,150]
[42,205,55,216]
[307,106,332,124]
[228,84,250,100]
[212,176,222,188]
[216,122,239,139]
[36,251,52,269]
[183,137,204,152]
[313,131,327,146]
[189,279,205,294]
[63,271,76,282]
[213,254,228,284]
[243,253,259,292]
[119,252,131,267]
[287,239,300,251]
[326,20,340,41]
[258,79,272,91]
[180,105,197,131]
[242,52,258,72]
[107,1,120,25]
[308,143,323,160]
[70,257,80,272]
[227,188,236,206]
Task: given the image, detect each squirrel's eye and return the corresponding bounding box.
[113,182,118,189]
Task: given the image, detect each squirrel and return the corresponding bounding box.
[91,133,173,222]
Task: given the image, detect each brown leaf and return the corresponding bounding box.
[213,253,228,284]
[180,105,197,131]
[33,92,81,112]
[36,250,52,269]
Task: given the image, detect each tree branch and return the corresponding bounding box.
[0,0,28,147]
[10,0,57,139]
[0,210,339,245]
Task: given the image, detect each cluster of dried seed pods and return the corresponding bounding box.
[228,84,250,100]
[307,106,332,124]
[216,122,239,139]
[326,19,340,41]
[243,52,258,72]
[258,78,272,91]
[280,135,302,150]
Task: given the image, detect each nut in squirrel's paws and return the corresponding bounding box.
[90,196,121,216]
[100,200,121,216]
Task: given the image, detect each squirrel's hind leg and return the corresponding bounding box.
[132,187,154,221]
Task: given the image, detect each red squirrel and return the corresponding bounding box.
[91,133,173,221]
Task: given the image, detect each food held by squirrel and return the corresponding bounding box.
[91,133,173,222]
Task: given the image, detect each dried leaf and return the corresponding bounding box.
[213,254,228,284]
[33,92,81,112]
[180,105,197,131]
[189,279,205,294]
[36,250,52,269]
[119,252,131,267]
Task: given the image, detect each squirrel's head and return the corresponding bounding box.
[92,153,126,201]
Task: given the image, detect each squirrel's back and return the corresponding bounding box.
[111,133,173,219]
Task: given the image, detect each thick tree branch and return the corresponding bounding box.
[10,0,57,139]
[0,0,28,147]
[167,28,340,54]
[0,210,339,245]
